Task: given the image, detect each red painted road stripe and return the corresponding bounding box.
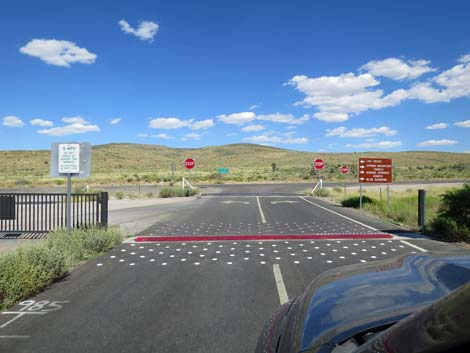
[134,233,393,242]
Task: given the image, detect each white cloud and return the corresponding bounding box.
[256,113,309,125]
[152,133,172,139]
[109,118,121,125]
[417,139,458,147]
[345,141,402,149]
[2,116,24,127]
[30,119,53,127]
[181,133,201,141]
[243,132,308,145]
[137,133,149,138]
[38,122,100,136]
[119,20,159,41]
[287,72,408,122]
[326,126,397,138]
[287,55,470,122]
[459,54,470,64]
[408,60,470,103]
[191,119,215,130]
[454,120,470,128]
[218,111,308,125]
[425,122,448,130]
[361,58,436,80]
[62,116,88,124]
[313,112,349,122]
[217,112,256,125]
[325,126,347,136]
[149,117,194,129]
[20,39,97,67]
[249,104,260,110]
[242,124,265,132]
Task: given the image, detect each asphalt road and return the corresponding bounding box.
[0,187,465,353]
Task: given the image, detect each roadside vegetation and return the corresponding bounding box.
[321,184,470,241]
[159,186,198,198]
[0,227,123,311]
[1,143,469,187]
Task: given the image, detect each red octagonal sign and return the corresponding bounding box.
[184,158,196,169]
[340,165,349,174]
[313,158,325,170]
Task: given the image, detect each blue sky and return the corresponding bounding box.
[1,0,470,152]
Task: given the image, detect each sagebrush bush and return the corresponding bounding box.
[115,191,125,199]
[431,184,470,241]
[0,227,123,310]
[159,187,198,198]
[341,195,375,208]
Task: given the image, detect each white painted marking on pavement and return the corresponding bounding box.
[0,335,31,339]
[300,197,380,231]
[273,264,289,305]
[256,196,267,223]
[270,200,299,204]
[399,240,428,252]
[221,200,251,205]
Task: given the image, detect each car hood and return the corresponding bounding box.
[297,252,470,352]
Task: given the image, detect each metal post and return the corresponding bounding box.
[66,173,72,235]
[359,184,363,214]
[317,170,321,196]
[343,183,346,197]
[100,192,108,228]
[418,189,426,233]
[387,185,391,214]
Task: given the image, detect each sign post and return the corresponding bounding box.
[358,158,393,213]
[313,159,325,196]
[51,142,91,235]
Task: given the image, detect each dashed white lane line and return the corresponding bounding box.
[399,240,428,252]
[273,264,289,305]
[256,196,267,224]
[299,197,381,232]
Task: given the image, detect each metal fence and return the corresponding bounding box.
[0,192,108,235]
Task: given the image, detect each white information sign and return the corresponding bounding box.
[58,144,80,174]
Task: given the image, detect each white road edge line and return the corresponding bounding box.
[399,240,428,252]
[0,336,30,339]
[299,197,379,231]
[273,264,289,305]
[256,196,267,224]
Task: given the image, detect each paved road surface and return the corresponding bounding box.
[0,187,465,353]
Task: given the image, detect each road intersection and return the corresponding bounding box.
[0,188,463,353]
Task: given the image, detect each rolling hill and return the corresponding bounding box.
[1,143,469,186]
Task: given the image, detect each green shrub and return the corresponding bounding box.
[341,195,375,208]
[333,186,342,193]
[115,191,125,199]
[0,227,122,310]
[430,184,470,241]
[146,192,154,198]
[317,188,330,197]
[159,187,199,198]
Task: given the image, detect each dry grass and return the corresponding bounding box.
[1,143,469,187]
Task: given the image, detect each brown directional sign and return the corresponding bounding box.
[358,158,392,183]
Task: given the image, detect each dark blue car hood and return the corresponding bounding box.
[298,253,470,352]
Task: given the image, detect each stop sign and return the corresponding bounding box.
[313,159,325,170]
[184,158,195,169]
[340,165,349,174]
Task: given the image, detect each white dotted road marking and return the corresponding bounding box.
[300,197,381,231]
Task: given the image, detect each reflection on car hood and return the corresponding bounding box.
[299,253,470,352]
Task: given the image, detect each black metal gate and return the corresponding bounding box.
[0,192,108,237]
